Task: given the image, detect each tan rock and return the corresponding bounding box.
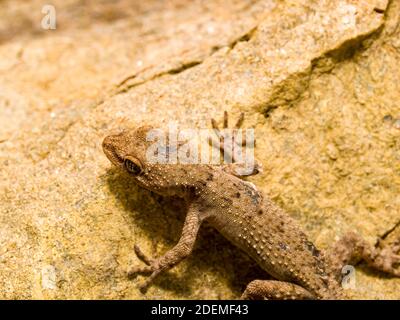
[0,0,399,299]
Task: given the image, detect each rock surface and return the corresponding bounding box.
[0,0,399,299]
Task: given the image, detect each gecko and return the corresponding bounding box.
[102,112,400,299]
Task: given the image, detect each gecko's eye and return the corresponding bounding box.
[124,157,143,175]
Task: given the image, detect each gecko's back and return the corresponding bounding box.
[199,166,343,299]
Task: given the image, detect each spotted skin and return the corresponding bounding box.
[102,114,400,299]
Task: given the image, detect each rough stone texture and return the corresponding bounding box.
[0,0,399,299]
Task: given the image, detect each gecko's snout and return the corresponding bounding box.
[102,133,126,167]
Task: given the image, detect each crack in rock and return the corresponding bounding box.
[116,25,259,94]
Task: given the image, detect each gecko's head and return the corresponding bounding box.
[103,125,203,197]
[102,125,155,175]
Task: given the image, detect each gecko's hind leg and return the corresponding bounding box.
[209,111,260,177]
[241,280,314,300]
[328,231,400,279]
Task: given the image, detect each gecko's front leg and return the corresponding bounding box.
[128,204,202,293]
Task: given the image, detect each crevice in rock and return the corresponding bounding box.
[166,60,203,74]
[116,25,258,94]
[374,7,385,14]
[228,26,258,51]
[379,219,400,241]
[116,59,203,94]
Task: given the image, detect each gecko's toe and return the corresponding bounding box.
[134,244,153,265]
[127,265,153,279]
[139,282,150,294]
[211,118,219,131]
[137,270,161,293]
[235,112,245,129]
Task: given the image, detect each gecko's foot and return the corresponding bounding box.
[329,232,400,278]
[373,240,400,276]
[208,111,255,163]
[127,245,154,279]
[208,111,260,177]
[127,244,161,293]
[211,110,245,132]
